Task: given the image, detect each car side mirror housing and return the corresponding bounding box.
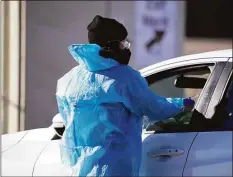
[174,75,207,89]
[52,113,65,139]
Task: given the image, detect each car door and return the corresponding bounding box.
[139,59,227,176]
[183,58,232,176]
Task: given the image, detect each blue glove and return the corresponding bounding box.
[183,97,195,107]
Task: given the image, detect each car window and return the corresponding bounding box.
[150,69,210,102]
[145,66,211,133]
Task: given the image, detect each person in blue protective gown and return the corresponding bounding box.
[56,15,195,176]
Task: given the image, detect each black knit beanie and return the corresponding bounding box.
[87,15,128,47]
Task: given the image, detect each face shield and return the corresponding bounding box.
[119,39,131,50]
[107,39,131,51]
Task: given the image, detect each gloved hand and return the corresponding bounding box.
[183,97,195,112]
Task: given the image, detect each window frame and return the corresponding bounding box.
[146,64,212,85]
[206,58,232,119]
[201,58,233,132]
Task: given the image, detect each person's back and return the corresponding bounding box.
[57,43,146,175]
[56,45,139,176]
[56,15,193,176]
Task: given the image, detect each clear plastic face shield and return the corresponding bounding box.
[107,39,131,51]
[119,39,131,50]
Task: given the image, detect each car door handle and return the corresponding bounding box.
[147,148,184,158]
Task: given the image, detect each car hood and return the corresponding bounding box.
[1,127,55,176]
[1,130,29,152]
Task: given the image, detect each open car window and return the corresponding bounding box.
[145,65,212,133]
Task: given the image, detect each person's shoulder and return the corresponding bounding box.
[109,65,146,86]
[57,66,80,87]
[123,65,147,82]
[114,65,142,78]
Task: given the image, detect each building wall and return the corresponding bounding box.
[183,38,232,55]
[25,1,108,129]
[109,1,136,66]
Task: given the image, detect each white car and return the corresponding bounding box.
[2,49,232,176]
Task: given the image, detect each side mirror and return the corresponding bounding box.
[174,75,207,89]
[52,113,64,128]
[52,113,65,139]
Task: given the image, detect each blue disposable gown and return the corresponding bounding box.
[56,44,184,176]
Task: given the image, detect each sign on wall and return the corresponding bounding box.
[134,1,185,69]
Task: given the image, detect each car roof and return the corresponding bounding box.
[140,49,232,74]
